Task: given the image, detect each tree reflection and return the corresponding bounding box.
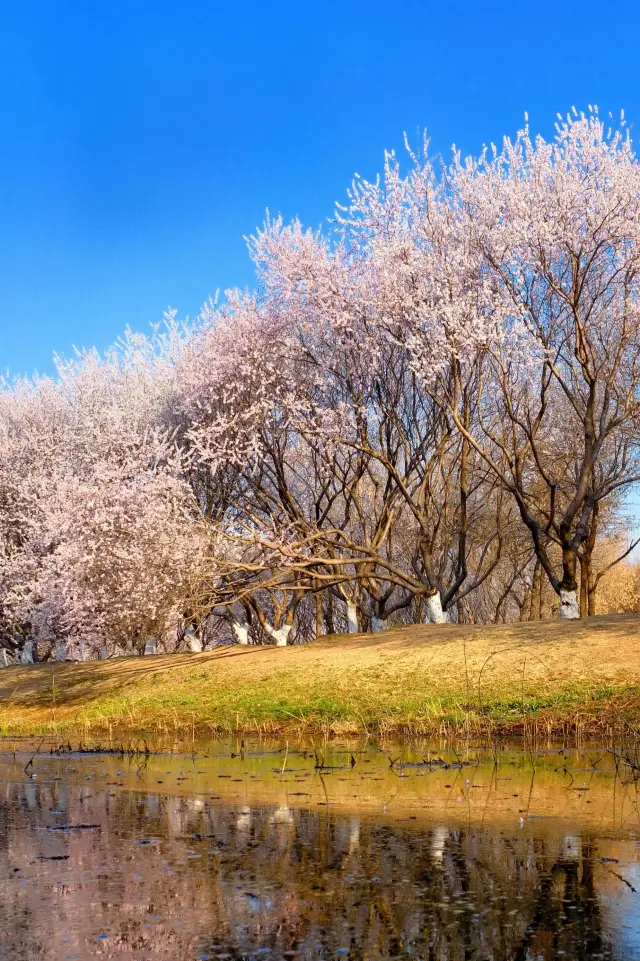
[0,777,622,960]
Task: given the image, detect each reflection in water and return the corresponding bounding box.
[0,743,638,959]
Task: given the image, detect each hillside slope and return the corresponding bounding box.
[1,614,639,737]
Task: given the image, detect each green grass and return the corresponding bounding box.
[2,614,640,738]
[1,680,633,739]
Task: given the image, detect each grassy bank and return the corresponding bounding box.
[2,614,640,739]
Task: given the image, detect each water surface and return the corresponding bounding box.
[1,740,640,959]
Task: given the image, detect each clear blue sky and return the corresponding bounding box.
[1,0,639,377]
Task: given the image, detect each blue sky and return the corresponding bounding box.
[1,0,639,377]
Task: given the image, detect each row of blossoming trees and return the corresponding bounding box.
[2,108,640,661]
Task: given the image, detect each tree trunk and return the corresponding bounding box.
[325,590,335,635]
[185,631,203,653]
[54,639,67,662]
[346,599,359,634]
[20,640,35,664]
[264,623,292,647]
[579,556,588,618]
[371,615,386,633]
[587,579,597,617]
[559,589,580,620]
[232,619,250,645]
[315,589,323,639]
[528,561,541,620]
[518,587,530,622]
[583,501,598,617]
[536,578,544,620]
[559,547,580,619]
[425,591,446,624]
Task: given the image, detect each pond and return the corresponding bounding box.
[1,739,640,959]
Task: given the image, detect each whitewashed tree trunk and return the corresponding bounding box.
[20,641,35,665]
[99,646,109,660]
[371,615,386,633]
[1,649,12,667]
[185,631,203,653]
[559,589,580,620]
[425,592,447,624]
[264,623,292,647]
[346,600,359,634]
[144,637,157,655]
[54,639,67,662]
[232,620,250,645]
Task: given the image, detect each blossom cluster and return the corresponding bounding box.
[2,108,640,659]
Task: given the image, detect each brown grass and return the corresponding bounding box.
[1,613,640,738]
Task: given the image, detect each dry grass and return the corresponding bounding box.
[1,613,640,738]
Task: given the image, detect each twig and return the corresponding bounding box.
[24,738,45,777]
[280,741,289,775]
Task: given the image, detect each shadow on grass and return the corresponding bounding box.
[1,613,638,711]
